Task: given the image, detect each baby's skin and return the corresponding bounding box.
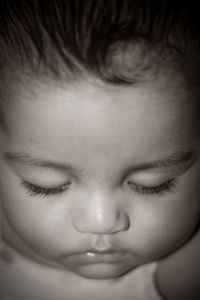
[0,69,200,299]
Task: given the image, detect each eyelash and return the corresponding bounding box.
[22,179,176,198]
[127,179,176,196]
[22,181,71,197]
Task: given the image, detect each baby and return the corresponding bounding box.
[0,1,200,299]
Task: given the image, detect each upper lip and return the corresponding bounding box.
[59,248,129,265]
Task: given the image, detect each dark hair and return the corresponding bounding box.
[0,0,200,84]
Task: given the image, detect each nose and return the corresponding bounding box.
[72,190,130,234]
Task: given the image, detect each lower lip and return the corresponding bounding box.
[62,251,127,265]
[59,251,135,279]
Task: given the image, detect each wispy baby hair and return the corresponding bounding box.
[0,0,200,84]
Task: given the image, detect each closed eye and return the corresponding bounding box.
[127,179,176,196]
[22,181,71,197]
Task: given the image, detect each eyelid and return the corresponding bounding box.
[125,161,192,188]
[12,163,73,188]
[23,180,71,190]
[127,178,173,189]
[126,172,173,188]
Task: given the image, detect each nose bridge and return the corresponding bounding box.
[89,190,115,226]
[73,189,129,234]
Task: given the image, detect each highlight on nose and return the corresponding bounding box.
[72,190,130,234]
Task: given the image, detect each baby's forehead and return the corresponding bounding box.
[0,68,182,105]
[1,65,198,126]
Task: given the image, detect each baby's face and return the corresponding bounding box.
[0,72,200,280]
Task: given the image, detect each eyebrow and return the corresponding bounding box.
[132,150,197,171]
[4,150,197,171]
[4,151,73,171]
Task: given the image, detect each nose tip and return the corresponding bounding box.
[72,191,130,235]
[73,210,129,234]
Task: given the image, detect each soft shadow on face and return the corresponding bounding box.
[0,71,200,280]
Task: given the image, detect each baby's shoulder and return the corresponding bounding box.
[0,249,63,300]
[156,230,200,300]
[126,262,163,300]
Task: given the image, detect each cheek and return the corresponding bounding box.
[2,193,74,256]
[0,169,73,256]
[130,182,200,259]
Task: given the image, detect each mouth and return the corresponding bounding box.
[61,249,130,265]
